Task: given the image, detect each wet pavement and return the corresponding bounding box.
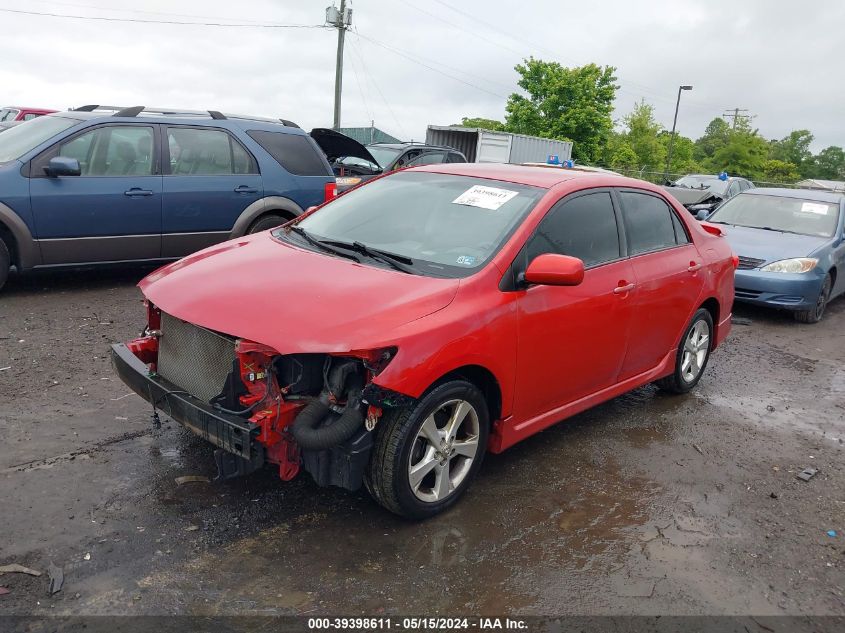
[0,267,843,617]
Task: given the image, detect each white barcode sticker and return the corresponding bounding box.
[801,202,829,215]
[452,185,519,210]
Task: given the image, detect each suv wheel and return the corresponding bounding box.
[0,239,10,291]
[655,308,714,394]
[794,274,831,324]
[366,380,489,519]
[247,214,287,234]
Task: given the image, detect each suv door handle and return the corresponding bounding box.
[613,282,636,294]
[234,185,258,194]
[124,188,153,197]
[688,262,703,272]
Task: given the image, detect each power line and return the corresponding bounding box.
[0,7,326,28]
[353,31,508,99]
[427,0,725,112]
[347,37,409,139]
[345,32,374,123]
[25,0,280,25]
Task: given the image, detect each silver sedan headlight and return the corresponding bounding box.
[760,258,818,273]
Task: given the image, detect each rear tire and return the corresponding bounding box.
[365,380,489,519]
[0,239,10,292]
[247,214,287,234]
[655,308,714,394]
[794,274,831,324]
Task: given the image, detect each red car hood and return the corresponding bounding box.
[140,233,460,353]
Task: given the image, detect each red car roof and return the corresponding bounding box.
[413,162,644,190]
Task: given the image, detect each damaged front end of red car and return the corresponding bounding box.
[111,300,406,490]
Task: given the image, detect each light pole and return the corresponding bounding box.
[664,85,692,182]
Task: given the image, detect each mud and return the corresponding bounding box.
[0,267,843,616]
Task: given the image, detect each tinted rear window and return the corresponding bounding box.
[247,130,330,176]
[620,191,679,255]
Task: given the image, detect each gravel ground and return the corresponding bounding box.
[0,266,843,621]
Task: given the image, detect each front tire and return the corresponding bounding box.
[0,239,10,292]
[366,380,489,519]
[655,308,714,394]
[794,274,831,324]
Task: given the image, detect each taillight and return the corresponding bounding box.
[324,181,337,201]
[731,254,739,269]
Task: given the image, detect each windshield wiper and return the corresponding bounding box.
[320,240,415,274]
[286,226,361,263]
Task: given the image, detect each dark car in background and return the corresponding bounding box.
[664,174,754,217]
[705,188,845,323]
[0,106,57,122]
[0,105,336,291]
[311,130,467,192]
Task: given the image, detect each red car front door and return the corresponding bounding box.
[615,190,705,380]
[510,190,636,422]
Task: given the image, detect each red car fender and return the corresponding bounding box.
[371,267,519,421]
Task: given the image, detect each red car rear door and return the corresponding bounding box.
[615,189,705,380]
[510,190,637,421]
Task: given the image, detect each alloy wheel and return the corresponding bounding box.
[681,320,710,383]
[408,399,480,502]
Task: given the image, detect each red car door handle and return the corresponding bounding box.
[688,262,703,272]
[613,283,636,294]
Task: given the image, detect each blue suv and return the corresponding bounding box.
[0,105,337,290]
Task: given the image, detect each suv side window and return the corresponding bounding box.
[246,130,329,176]
[167,127,257,175]
[619,191,681,255]
[525,192,620,268]
[58,125,155,176]
[406,151,447,167]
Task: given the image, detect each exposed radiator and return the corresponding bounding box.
[157,312,236,403]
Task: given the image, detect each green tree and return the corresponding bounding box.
[454,117,505,131]
[504,58,618,162]
[709,131,769,179]
[813,146,845,180]
[769,130,814,176]
[659,133,699,175]
[621,101,665,171]
[609,141,639,170]
[694,117,730,162]
[761,159,801,183]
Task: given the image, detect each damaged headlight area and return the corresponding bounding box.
[112,305,410,492]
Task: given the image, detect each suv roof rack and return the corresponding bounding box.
[72,105,297,127]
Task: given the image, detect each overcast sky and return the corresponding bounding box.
[2,0,843,154]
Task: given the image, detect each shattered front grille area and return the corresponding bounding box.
[157,312,236,403]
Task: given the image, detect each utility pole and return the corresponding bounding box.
[664,85,692,183]
[722,108,752,130]
[326,1,352,130]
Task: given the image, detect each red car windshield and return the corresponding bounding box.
[288,171,545,278]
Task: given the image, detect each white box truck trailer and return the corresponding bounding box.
[425,125,573,164]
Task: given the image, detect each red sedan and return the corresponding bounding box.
[112,164,736,518]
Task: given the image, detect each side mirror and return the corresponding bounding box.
[45,156,81,177]
[695,209,709,221]
[523,253,585,287]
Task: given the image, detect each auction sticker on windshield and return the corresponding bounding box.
[453,185,519,210]
[801,202,830,215]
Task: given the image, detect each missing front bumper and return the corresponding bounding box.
[110,343,264,466]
